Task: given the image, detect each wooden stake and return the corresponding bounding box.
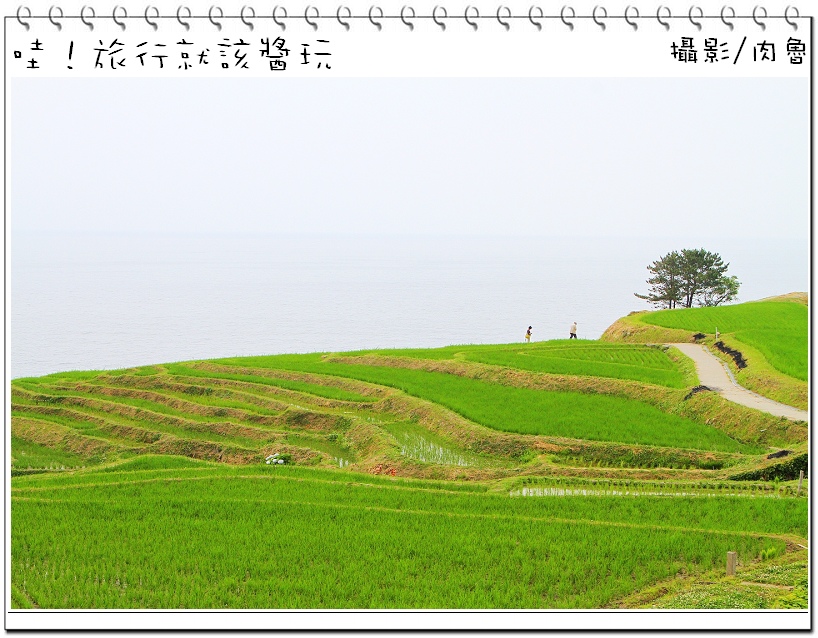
[726,551,737,576]
[796,470,804,497]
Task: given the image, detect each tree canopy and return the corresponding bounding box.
[635,249,740,309]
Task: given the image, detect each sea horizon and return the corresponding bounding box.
[10,230,808,379]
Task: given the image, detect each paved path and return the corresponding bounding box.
[669,343,809,422]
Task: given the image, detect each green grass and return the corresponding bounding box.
[220,356,751,453]
[731,330,806,381]
[637,302,807,381]
[14,370,106,383]
[11,464,799,609]
[644,556,808,609]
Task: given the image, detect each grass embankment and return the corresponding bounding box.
[11,458,804,609]
[601,295,808,409]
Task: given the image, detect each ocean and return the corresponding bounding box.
[11,231,808,379]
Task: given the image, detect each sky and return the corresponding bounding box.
[11,77,809,243]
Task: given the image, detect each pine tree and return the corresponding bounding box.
[635,249,740,309]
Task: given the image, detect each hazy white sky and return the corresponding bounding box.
[12,77,808,240]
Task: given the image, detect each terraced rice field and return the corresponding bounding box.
[218,357,748,451]
[11,337,809,609]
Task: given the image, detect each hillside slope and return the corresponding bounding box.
[601,294,808,409]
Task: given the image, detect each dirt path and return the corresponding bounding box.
[669,343,808,422]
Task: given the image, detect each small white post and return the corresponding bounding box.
[726,551,737,576]
[796,470,804,497]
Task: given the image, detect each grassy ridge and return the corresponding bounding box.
[12,463,798,609]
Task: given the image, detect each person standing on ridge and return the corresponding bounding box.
[569,322,578,339]
[525,326,532,343]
